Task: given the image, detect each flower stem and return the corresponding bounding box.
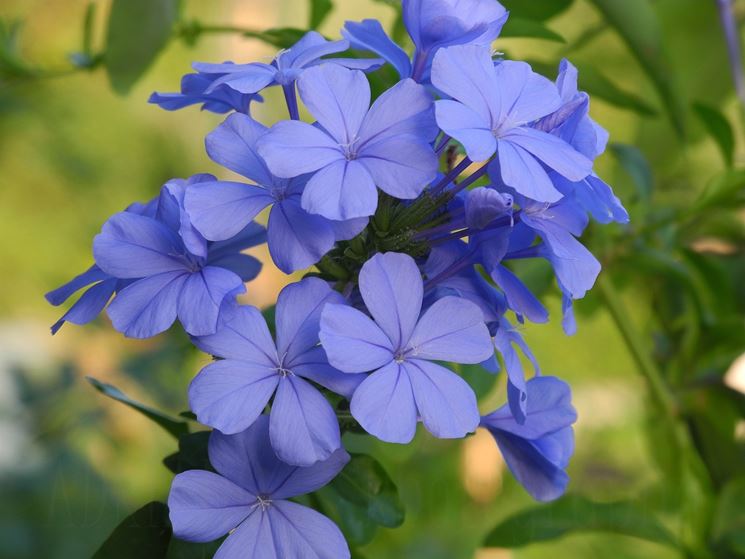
[282,83,300,120]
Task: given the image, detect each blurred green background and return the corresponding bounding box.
[1,1,744,558]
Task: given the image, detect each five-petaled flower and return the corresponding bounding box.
[169,415,351,559]
[320,252,494,443]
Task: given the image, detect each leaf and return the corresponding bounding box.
[501,18,565,42]
[330,453,405,528]
[456,363,497,400]
[483,494,679,549]
[162,431,213,474]
[314,487,379,546]
[500,0,574,21]
[587,0,686,136]
[694,169,745,212]
[92,502,171,559]
[309,0,333,29]
[609,143,654,201]
[242,27,308,49]
[693,102,735,167]
[711,476,745,556]
[105,0,178,94]
[86,376,189,439]
[575,64,658,116]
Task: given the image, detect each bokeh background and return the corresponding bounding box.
[1,1,744,558]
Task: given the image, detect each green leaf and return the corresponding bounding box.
[330,453,405,528]
[711,476,745,556]
[501,18,565,42]
[694,169,745,212]
[575,64,657,116]
[483,494,679,549]
[693,102,735,167]
[500,0,574,21]
[92,502,171,559]
[587,0,686,136]
[163,431,213,474]
[609,143,653,201]
[309,0,333,29]
[242,27,308,49]
[86,376,189,439]
[455,363,497,400]
[105,0,178,94]
[314,487,379,545]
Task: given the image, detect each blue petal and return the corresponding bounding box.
[268,199,336,274]
[342,19,412,78]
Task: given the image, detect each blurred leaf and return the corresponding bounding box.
[483,494,678,549]
[500,0,574,21]
[105,0,178,94]
[330,453,405,528]
[609,143,653,201]
[163,431,213,474]
[87,376,189,439]
[242,27,308,49]
[694,169,745,212]
[82,2,96,55]
[309,0,333,29]
[587,0,686,135]
[501,18,565,42]
[576,64,657,116]
[262,304,276,337]
[166,538,223,559]
[0,19,36,80]
[456,363,497,400]
[693,102,735,167]
[315,487,379,545]
[92,502,171,559]
[711,476,745,556]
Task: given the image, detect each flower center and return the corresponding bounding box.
[276,366,294,377]
[255,495,273,511]
[394,352,407,364]
[339,137,360,160]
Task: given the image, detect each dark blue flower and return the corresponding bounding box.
[91,176,266,338]
[169,415,351,559]
[184,113,366,274]
[320,252,493,443]
[481,376,576,502]
[149,67,262,114]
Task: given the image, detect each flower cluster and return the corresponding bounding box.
[48,1,628,557]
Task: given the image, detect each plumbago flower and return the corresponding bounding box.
[184,113,367,273]
[169,416,351,559]
[257,64,439,220]
[93,176,266,338]
[50,2,633,554]
[189,278,360,466]
[149,65,262,114]
[320,252,493,443]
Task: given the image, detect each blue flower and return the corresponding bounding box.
[184,113,366,274]
[92,176,266,338]
[481,376,577,502]
[432,45,592,202]
[189,278,360,466]
[534,59,629,224]
[344,0,508,81]
[169,415,351,559]
[149,67,262,114]
[257,64,439,220]
[320,252,493,443]
[192,31,382,96]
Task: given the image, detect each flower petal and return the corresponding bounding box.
[93,212,187,278]
[270,375,341,466]
[275,277,344,361]
[359,138,437,199]
[358,252,423,350]
[213,509,267,559]
[496,61,562,127]
[205,113,275,185]
[168,470,255,542]
[189,359,279,434]
[268,199,336,274]
[288,346,364,399]
[405,359,479,439]
[50,278,118,334]
[490,265,549,323]
[435,99,496,162]
[342,19,412,78]
[177,267,245,336]
[192,305,277,364]
[319,303,394,372]
[106,271,187,338]
[496,139,563,203]
[301,159,378,220]
[296,64,370,143]
[45,265,109,305]
[350,361,417,444]
[502,127,592,182]
[257,120,343,178]
[266,501,350,559]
